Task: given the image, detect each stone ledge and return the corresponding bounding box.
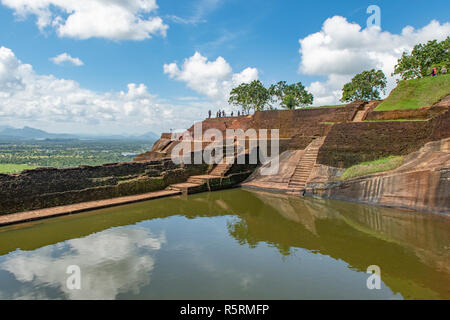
[0,190,181,228]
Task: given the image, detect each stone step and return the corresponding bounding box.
[294,166,314,169]
[295,164,315,168]
[288,137,326,190]
[187,179,206,184]
[292,174,311,178]
[293,169,314,173]
[293,171,313,175]
[290,181,306,185]
[291,180,307,184]
[209,157,234,177]
[167,182,204,196]
[168,182,200,189]
[290,180,307,184]
[291,174,309,179]
[290,184,306,188]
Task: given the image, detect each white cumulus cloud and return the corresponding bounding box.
[164,52,259,106]
[0,46,207,134]
[299,16,450,105]
[51,53,84,66]
[1,0,168,41]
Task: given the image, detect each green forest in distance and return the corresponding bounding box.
[0,139,155,173]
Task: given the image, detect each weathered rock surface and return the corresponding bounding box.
[242,150,304,192]
[305,139,450,214]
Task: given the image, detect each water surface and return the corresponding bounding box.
[0,189,448,300]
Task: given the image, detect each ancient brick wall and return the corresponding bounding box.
[138,101,449,167]
[317,109,450,168]
[430,108,450,141]
[251,106,358,138]
[136,106,359,161]
[0,159,209,214]
[365,106,447,121]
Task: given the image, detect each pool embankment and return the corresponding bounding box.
[0,189,181,227]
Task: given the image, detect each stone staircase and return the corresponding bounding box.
[209,156,235,176]
[352,101,381,122]
[166,182,203,195]
[288,137,326,191]
[167,155,236,195]
[160,140,175,153]
[353,109,367,122]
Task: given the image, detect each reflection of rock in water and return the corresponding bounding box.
[243,189,449,273]
[232,189,450,299]
[0,228,165,300]
[246,190,341,235]
[335,202,450,275]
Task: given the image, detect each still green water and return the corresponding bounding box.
[0,189,448,300]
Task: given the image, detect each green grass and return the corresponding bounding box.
[0,164,38,174]
[341,156,404,180]
[376,74,450,111]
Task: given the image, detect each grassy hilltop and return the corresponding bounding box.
[376,74,450,111]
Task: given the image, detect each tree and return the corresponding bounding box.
[393,37,450,80]
[269,81,314,109]
[228,80,271,112]
[341,69,387,102]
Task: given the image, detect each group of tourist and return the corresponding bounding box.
[431,66,448,77]
[208,109,251,118]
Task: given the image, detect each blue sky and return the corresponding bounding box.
[0,0,449,135]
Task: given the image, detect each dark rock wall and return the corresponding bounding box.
[0,160,209,215]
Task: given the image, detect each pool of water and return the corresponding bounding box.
[0,188,448,300]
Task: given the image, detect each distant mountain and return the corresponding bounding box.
[0,126,77,140]
[0,126,159,142]
[136,131,159,141]
[0,127,75,140]
[0,125,13,131]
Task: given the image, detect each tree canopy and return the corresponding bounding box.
[341,69,387,102]
[228,80,271,112]
[229,80,313,112]
[269,81,314,110]
[393,37,449,80]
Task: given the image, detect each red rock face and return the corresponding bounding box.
[306,139,450,214]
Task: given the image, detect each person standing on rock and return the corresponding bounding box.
[208,110,212,118]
